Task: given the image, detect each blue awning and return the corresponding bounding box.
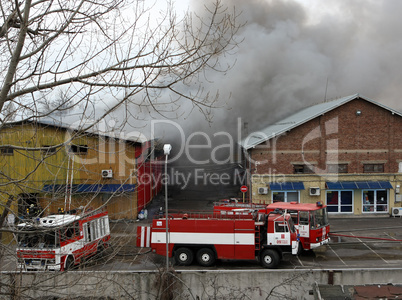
[326,181,393,190]
[42,184,136,193]
[269,182,305,190]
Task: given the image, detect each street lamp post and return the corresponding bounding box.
[163,144,172,271]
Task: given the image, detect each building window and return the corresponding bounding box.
[42,145,56,155]
[327,164,348,173]
[326,190,353,213]
[272,191,299,203]
[293,164,314,174]
[363,190,388,213]
[363,163,384,173]
[1,147,14,156]
[68,144,88,155]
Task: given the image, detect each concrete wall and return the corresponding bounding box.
[2,269,402,299]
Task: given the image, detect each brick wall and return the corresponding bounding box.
[250,98,402,175]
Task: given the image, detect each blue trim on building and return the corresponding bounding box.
[269,182,305,190]
[326,181,393,190]
[42,183,136,193]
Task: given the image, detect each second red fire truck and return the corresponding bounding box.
[137,209,300,268]
[214,200,330,251]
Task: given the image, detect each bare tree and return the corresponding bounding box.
[0,1,241,296]
[0,0,240,126]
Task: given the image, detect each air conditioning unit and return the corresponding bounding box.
[309,187,320,196]
[391,207,402,217]
[101,169,113,178]
[258,187,268,195]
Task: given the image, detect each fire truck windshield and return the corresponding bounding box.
[311,207,329,228]
[18,231,58,248]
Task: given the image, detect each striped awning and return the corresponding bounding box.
[269,182,305,190]
[326,181,393,190]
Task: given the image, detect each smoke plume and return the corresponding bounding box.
[186,0,402,135]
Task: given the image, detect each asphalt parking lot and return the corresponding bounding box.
[306,216,402,270]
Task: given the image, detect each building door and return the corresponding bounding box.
[326,190,353,213]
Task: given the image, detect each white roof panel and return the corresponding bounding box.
[18,214,81,228]
[4,118,148,144]
[241,94,402,149]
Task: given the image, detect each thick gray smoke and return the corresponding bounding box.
[102,0,402,177]
[186,0,402,135]
[37,0,402,201]
[116,0,402,167]
[69,0,402,142]
[92,0,402,200]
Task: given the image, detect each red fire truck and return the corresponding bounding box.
[214,201,330,251]
[137,210,300,268]
[16,208,110,271]
[266,202,330,250]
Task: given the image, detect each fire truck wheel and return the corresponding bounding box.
[174,248,194,266]
[196,248,216,267]
[97,242,105,257]
[65,256,75,270]
[297,242,303,255]
[260,249,279,269]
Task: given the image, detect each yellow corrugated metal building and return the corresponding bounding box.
[0,119,154,221]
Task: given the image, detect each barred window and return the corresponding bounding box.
[69,144,88,154]
[293,164,314,174]
[327,164,348,173]
[363,164,384,173]
[42,145,56,155]
[1,147,14,156]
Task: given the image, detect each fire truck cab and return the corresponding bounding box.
[16,208,110,271]
[267,202,330,250]
[137,210,300,268]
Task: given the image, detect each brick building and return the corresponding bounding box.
[241,94,402,216]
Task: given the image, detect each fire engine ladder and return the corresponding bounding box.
[255,222,264,250]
